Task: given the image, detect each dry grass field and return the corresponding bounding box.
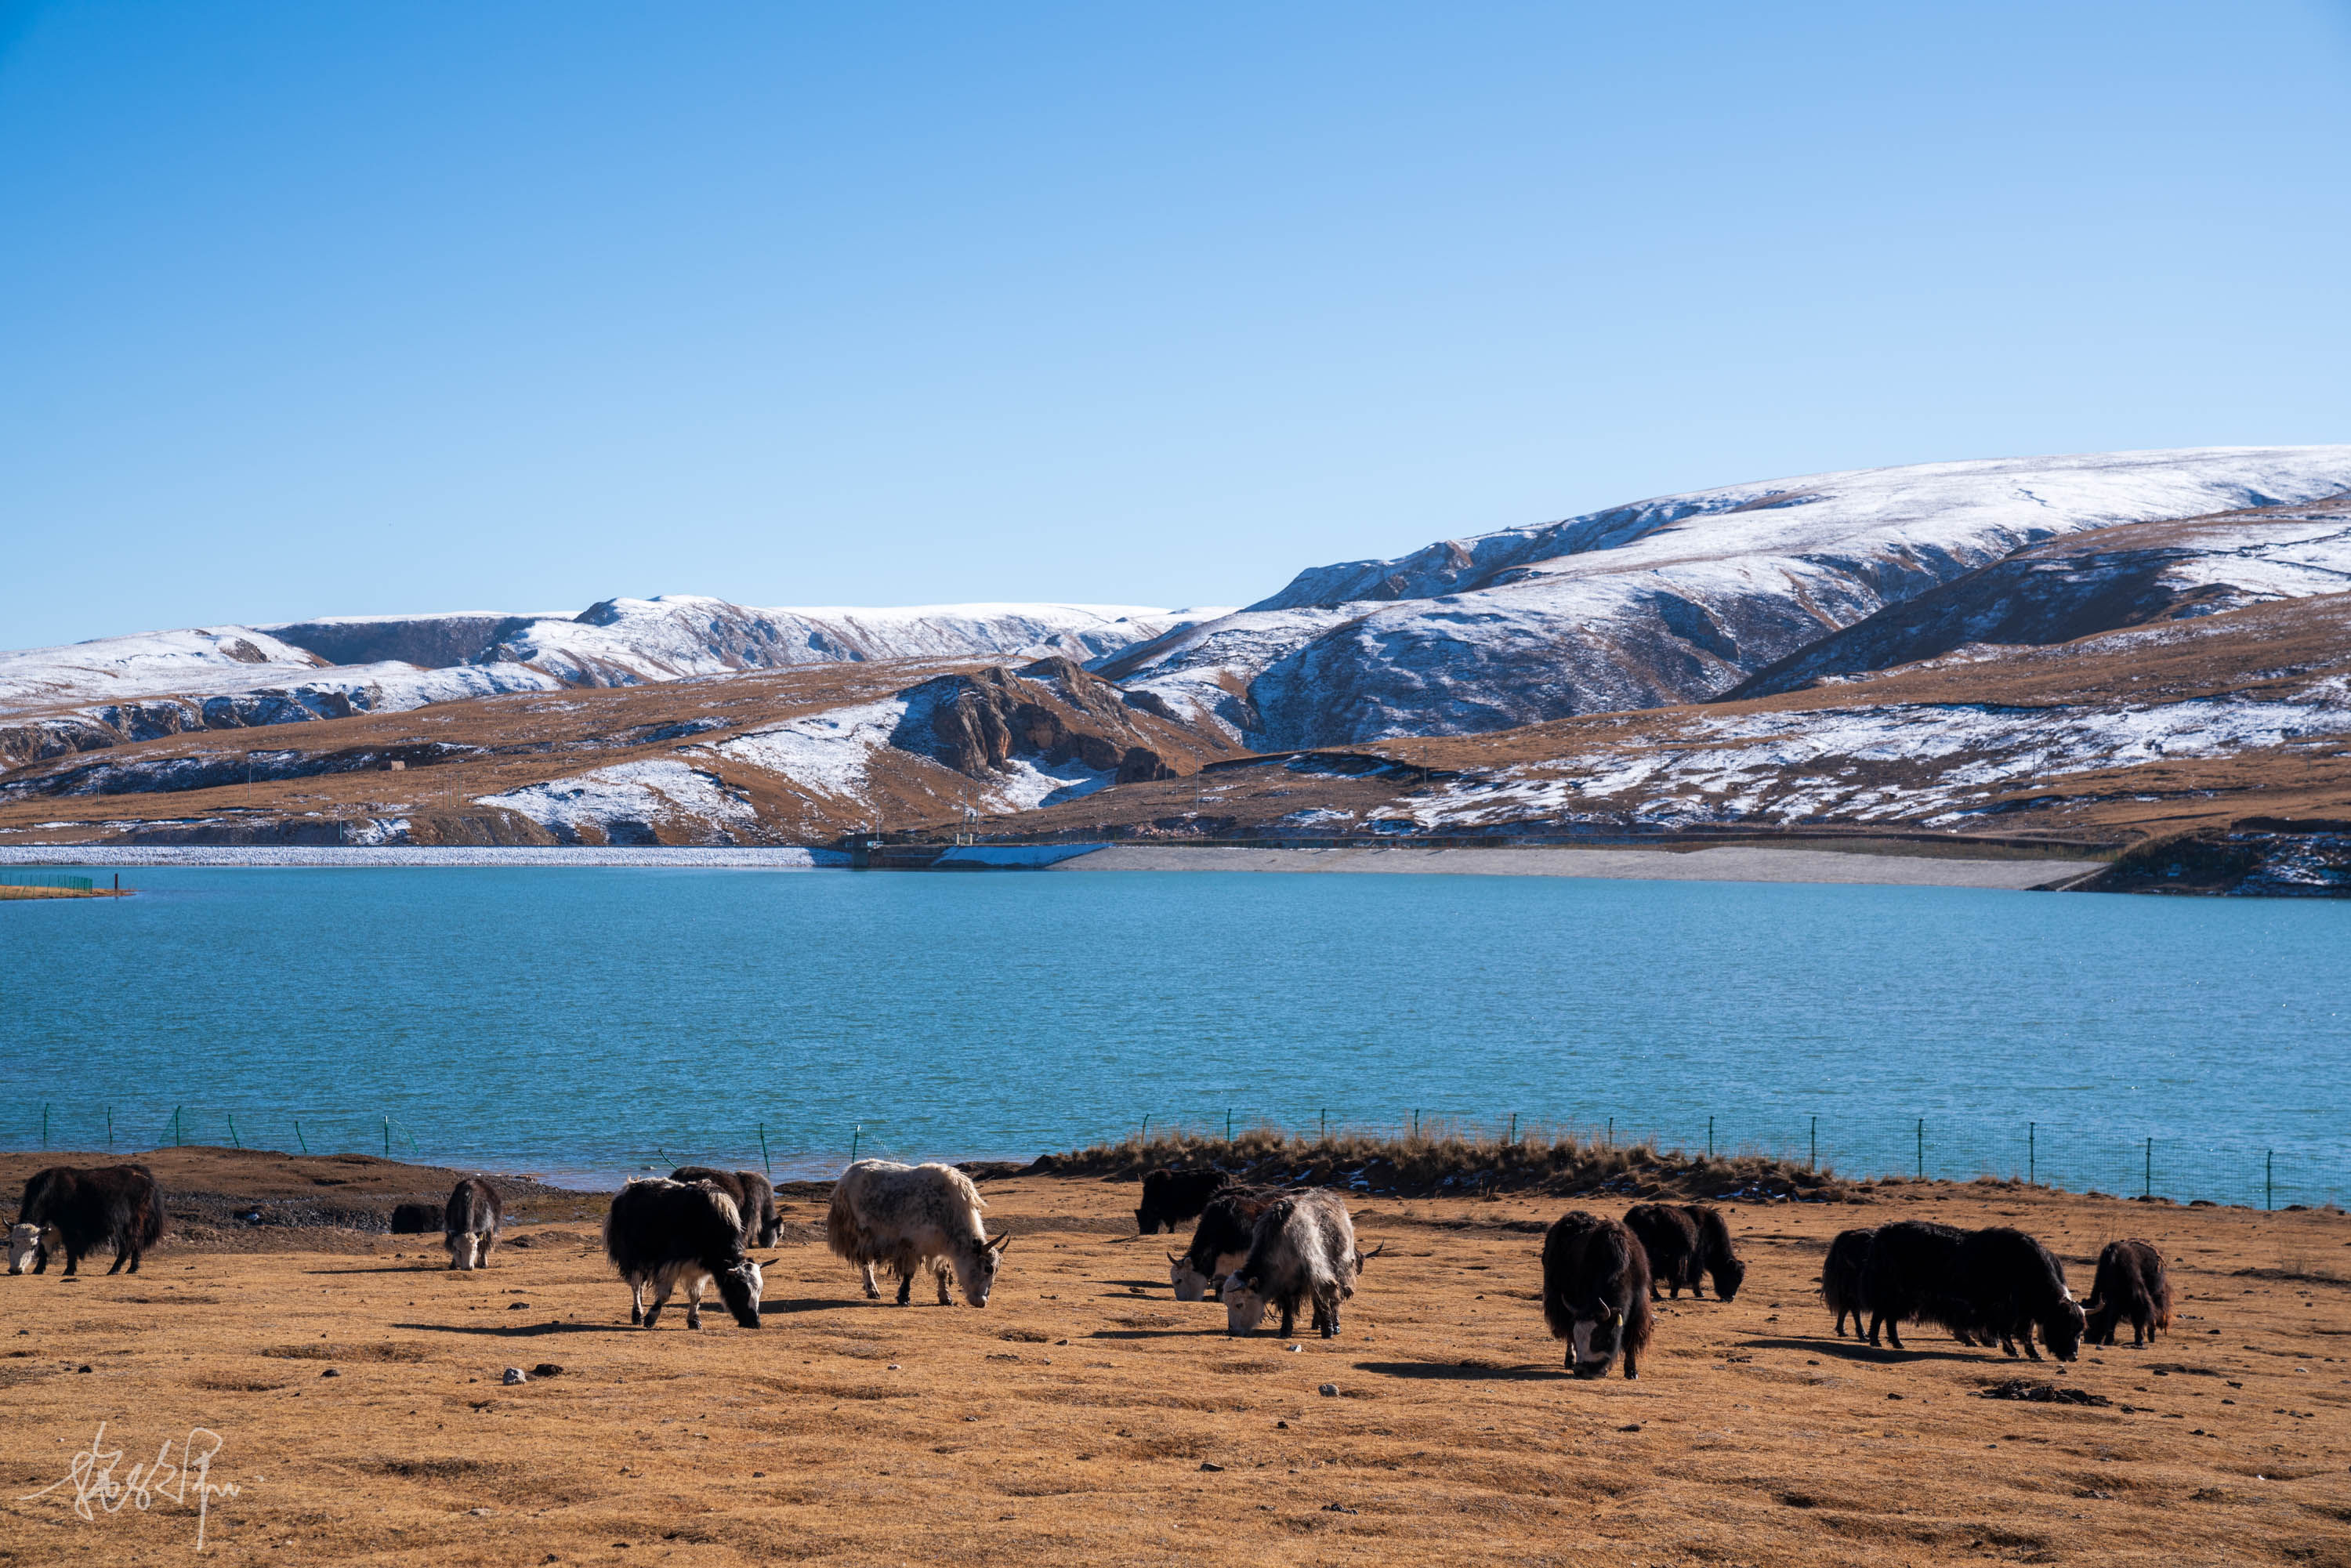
[2,1164,2347,1566]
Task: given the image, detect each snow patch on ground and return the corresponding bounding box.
[475,760,755,844]
[715,698,913,800]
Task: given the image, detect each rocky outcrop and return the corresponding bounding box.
[900,658,1190,784]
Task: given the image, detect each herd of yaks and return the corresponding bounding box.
[9,1160,2175,1378]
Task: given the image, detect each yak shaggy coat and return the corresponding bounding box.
[1542,1211,1655,1380]
[444,1177,503,1271]
[1221,1190,1365,1339]
[1136,1168,1232,1236]
[603,1178,764,1330]
[827,1161,1009,1308]
[671,1166,783,1248]
[1168,1186,1279,1302]
[1820,1227,1878,1338]
[14,1163,166,1276]
[2085,1238,2174,1348]
[1864,1220,2085,1362]
[1622,1203,1747,1302]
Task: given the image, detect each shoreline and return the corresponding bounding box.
[0,841,2104,887]
[1055,842,2106,888]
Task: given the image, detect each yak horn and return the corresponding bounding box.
[1168,1251,1183,1266]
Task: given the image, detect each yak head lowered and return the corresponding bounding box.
[2041,1291,2087,1363]
[1568,1299,1631,1379]
[714,1255,765,1328]
[950,1233,1012,1308]
[6,1223,46,1275]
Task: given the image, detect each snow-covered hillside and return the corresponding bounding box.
[0,598,1220,766]
[1114,447,2351,748]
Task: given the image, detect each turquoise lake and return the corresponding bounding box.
[1,866,2343,1204]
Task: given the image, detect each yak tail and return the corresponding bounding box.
[824,1186,862,1262]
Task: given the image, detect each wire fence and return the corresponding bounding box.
[0,872,93,892]
[5,1099,2344,1211]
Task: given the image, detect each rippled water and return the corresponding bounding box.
[2,866,2343,1204]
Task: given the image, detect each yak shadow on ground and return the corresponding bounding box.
[1737,1335,2031,1367]
[1356,1360,1575,1383]
[761,1298,880,1316]
[390,1320,631,1338]
[1086,1327,1233,1340]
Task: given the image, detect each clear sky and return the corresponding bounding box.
[4,2,2347,649]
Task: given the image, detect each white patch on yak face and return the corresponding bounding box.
[1169,1255,1212,1302]
[1222,1274,1269,1336]
[6,1223,42,1274]
[1570,1319,1596,1365]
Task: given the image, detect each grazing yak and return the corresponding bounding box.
[1168,1186,1279,1302]
[1863,1220,2084,1362]
[1542,1210,1654,1380]
[1136,1168,1231,1236]
[671,1166,782,1248]
[603,1177,763,1330]
[827,1161,1009,1308]
[443,1177,503,1271]
[2084,1238,2173,1348]
[1820,1226,1877,1338]
[1221,1190,1375,1339]
[1623,1203,1747,1301]
[13,1164,166,1276]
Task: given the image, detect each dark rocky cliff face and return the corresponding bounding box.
[899,658,1189,784]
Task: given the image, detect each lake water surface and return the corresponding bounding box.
[2,866,2343,1204]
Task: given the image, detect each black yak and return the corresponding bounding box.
[387,1202,441,1235]
[13,1164,165,1276]
[1136,1168,1231,1236]
[2084,1238,2172,1348]
[1820,1226,1876,1338]
[603,1178,763,1329]
[671,1166,782,1248]
[1541,1210,1654,1380]
[1863,1220,2084,1362]
[1623,1203,1747,1301]
[444,1177,503,1271]
[1221,1190,1367,1339]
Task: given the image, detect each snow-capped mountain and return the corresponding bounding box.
[1107,447,2351,748]
[0,598,1223,767]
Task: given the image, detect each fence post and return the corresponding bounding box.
[1916,1118,1924,1180]
[2029,1121,2035,1187]
[1226,1109,1233,1143]
[383,1117,390,1160]
[1607,1117,1613,1149]
[1319,1109,1325,1143]
[1141,1117,1150,1146]
[107,1106,113,1150]
[1508,1113,1516,1146]
[228,1114,241,1150]
[2266,1149,2273,1211]
[1707,1115,1714,1160]
[758,1123,772,1178]
[2144,1137,2152,1200]
[174,1106,183,1148]
[1809,1115,1817,1172]
[1411,1109,1419,1140]
[851,1124,861,1162]
[295,1120,308,1154]
[40,1103,47,1150]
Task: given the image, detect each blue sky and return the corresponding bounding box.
[4,2,2347,647]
